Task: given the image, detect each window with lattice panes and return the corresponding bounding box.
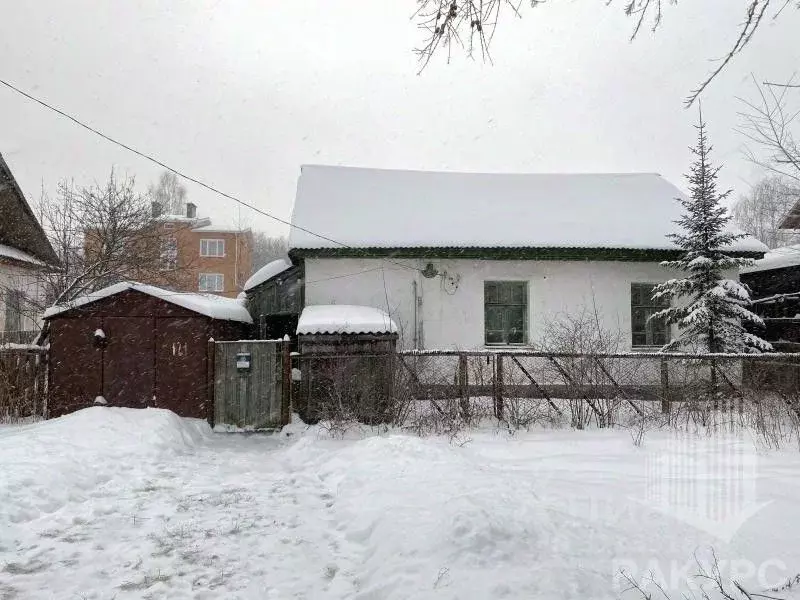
[630,283,670,348]
[484,281,528,345]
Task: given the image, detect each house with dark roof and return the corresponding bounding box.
[741,245,800,348]
[0,153,58,342]
[257,165,767,350]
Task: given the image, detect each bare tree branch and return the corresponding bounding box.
[738,74,800,184]
[414,0,798,107]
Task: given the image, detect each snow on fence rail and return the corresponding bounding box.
[292,349,800,429]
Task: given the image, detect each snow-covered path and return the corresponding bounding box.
[3,408,800,599]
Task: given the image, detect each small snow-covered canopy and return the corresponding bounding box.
[741,244,800,274]
[289,166,766,254]
[297,305,398,335]
[243,258,292,292]
[43,282,253,323]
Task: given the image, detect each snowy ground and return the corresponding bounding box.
[2,408,800,599]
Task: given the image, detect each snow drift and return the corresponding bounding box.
[0,407,209,524]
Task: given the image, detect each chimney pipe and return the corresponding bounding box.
[186,202,197,219]
[151,201,163,218]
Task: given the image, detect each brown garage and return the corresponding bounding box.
[44,282,252,419]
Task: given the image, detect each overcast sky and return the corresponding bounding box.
[1,1,798,239]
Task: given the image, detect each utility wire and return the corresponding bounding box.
[0,76,425,277]
[0,77,365,253]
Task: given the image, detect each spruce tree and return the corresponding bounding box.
[652,114,772,354]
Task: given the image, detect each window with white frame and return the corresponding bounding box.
[199,273,224,292]
[484,281,528,345]
[200,239,225,257]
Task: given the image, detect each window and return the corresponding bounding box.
[3,289,24,332]
[631,283,670,348]
[200,239,225,257]
[199,273,224,292]
[160,237,178,271]
[484,281,528,345]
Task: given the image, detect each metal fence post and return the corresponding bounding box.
[458,353,470,420]
[495,354,505,420]
[660,357,670,414]
[206,338,216,428]
[281,337,292,427]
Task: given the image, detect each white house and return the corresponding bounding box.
[0,154,58,343]
[282,165,766,351]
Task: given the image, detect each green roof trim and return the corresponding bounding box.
[290,247,765,262]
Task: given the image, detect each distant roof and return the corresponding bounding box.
[43,282,253,323]
[0,153,59,265]
[779,198,800,229]
[289,165,766,254]
[741,244,800,274]
[297,305,398,335]
[192,225,252,233]
[243,258,292,292]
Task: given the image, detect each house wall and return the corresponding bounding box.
[741,265,800,299]
[0,260,45,338]
[149,224,253,298]
[83,221,253,298]
[303,257,725,351]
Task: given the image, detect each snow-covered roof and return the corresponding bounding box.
[289,166,766,254]
[43,282,253,323]
[0,243,46,267]
[191,224,251,233]
[741,244,800,274]
[243,259,292,291]
[297,305,398,335]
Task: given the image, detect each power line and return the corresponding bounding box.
[0,76,424,275]
[0,77,344,250]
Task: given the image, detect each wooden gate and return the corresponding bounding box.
[212,339,290,430]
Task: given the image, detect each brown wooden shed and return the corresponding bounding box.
[44,282,252,418]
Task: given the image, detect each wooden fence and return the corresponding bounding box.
[395,350,800,419]
[0,345,48,422]
[211,339,291,430]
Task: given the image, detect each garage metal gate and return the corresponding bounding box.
[212,339,291,430]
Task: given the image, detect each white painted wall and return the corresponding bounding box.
[303,258,711,351]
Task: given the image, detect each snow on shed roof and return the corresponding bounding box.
[289,166,766,254]
[43,282,253,323]
[297,305,398,335]
[741,244,800,274]
[243,258,292,292]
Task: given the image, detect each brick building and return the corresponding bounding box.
[84,203,252,299]
[152,204,253,298]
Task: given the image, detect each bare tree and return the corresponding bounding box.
[148,170,187,216]
[733,175,800,248]
[739,76,800,185]
[414,0,797,106]
[30,170,190,344]
[251,232,288,273]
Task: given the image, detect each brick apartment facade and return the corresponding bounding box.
[85,203,253,298]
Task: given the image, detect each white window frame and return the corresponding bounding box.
[199,273,224,292]
[200,238,225,257]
